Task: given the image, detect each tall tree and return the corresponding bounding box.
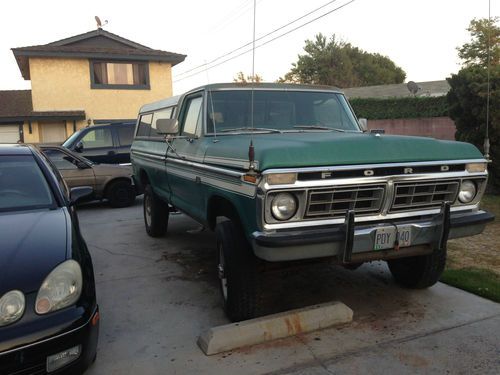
[457,17,499,67]
[447,18,500,189]
[278,33,406,88]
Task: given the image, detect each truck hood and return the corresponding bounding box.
[0,208,69,294]
[203,132,484,171]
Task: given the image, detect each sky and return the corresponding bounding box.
[0,0,495,95]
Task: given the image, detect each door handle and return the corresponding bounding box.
[107,150,116,156]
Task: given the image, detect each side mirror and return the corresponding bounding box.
[75,141,84,153]
[358,118,368,132]
[156,119,178,135]
[69,186,93,206]
[76,161,89,169]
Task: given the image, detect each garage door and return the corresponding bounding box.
[0,125,21,143]
[40,122,67,143]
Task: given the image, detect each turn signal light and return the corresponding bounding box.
[267,173,297,185]
[466,163,487,173]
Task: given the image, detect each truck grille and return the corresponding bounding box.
[305,185,385,218]
[390,180,459,212]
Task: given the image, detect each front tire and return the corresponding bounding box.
[107,180,136,208]
[143,184,169,237]
[216,220,260,322]
[387,246,447,289]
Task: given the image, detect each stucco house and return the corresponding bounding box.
[0,28,185,143]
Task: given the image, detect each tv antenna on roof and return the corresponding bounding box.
[407,81,421,95]
[95,16,108,29]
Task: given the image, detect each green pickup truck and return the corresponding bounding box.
[131,83,494,321]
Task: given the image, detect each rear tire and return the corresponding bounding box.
[107,180,136,208]
[387,246,447,289]
[143,184,169,237]
[216,220,261,322]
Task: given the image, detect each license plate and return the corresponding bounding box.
[374,225,412,250]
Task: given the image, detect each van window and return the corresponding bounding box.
[182,97,203,136]
[118,126,135,145]
[136,114,153,137]
[81,128,113,149]
[151,107,174,137]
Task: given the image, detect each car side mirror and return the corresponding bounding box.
[358,118,368,132]
[75,141,84,153]
[156,119,178,135]
[76,161,89,169]
[69,186,93,206]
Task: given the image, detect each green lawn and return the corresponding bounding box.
[441,267,500,302]
[441,194,499,302]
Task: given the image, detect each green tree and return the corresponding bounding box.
[457,17,499,67]
[234,71,263,83]
[278,33,406,87]
[447,18,500,190]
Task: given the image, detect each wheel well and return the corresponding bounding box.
[104,177,133,198]
[139,169,150,189]
[207,195,241,231]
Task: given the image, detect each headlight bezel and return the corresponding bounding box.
[458,179,477,204]
[35,260,83,315]
[270,192,299,221]
[0,290,25,327]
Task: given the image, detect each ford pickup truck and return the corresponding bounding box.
[131,83,494,322]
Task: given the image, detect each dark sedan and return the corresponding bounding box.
[0,144,99,374]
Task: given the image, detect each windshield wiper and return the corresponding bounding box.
[293,125,345,132]
[219,127,282,134]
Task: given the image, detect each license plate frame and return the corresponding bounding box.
[374,225,412,250]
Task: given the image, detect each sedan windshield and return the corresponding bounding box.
[206,90,360,134]
[0,155,55,212]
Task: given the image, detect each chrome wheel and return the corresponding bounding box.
[218,244,228,301]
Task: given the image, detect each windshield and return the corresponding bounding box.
[206,90,360,134]
[62,129,82,148]
[0,155,55,212]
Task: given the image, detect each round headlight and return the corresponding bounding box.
[271,192,298,221]
[0,290,25,327]
[36,260,82,315]
[458,180,477,204]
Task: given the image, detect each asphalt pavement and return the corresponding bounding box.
[80,197,500,375]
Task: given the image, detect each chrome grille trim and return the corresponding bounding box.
[390,180,460,212]
[305,185,385,218]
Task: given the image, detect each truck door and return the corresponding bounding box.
[167,92,207,221]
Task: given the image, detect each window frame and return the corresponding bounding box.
[80,127,115,150]
[89,60,151,90]
[178,92,204,138]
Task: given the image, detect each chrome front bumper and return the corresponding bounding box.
[251,208,494,262]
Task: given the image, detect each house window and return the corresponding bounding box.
[91,61,149,89]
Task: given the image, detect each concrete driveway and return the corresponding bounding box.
[80,198,500,375]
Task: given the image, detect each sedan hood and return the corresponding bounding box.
[0,208,69,295]
[204,132,484,171]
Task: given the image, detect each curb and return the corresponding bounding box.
[198,301,353,355]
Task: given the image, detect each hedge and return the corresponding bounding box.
[349,96,449,120]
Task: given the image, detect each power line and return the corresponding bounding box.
[175,0,342,78]
[174,0,355,83]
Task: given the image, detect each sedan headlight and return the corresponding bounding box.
[271,192,298,221]
[458,180,477,204]
[0,290,25,327]
[36,260,82,315]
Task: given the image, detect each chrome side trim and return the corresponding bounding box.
[131,149,165,161]
[261,159,486,175]
[166,157,244,178]
[0,306,98,356]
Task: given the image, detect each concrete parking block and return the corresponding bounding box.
[198,301,353,355]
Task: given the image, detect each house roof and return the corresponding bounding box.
[0,90,85,122]
[12,28,186,80]
[343,80,450,99]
